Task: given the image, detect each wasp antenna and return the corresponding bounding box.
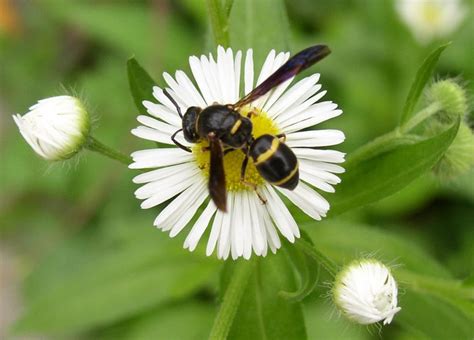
[163,88,183,118]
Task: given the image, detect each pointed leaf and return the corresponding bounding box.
[400,43,450,125]
[127,58,157,115]
[328,119,459,215]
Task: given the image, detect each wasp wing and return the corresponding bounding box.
[208,134,227,212]
[234,45,331,109]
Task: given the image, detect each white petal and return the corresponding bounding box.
[300,169,335,193]
[256,49,276,86]
[142,100,182,127]
[152,86,182,114]
[218,192,233,259]
[207,209,224,256]
[283,108,343,133]
[268,74,320,119]
[169,183,208,237]
[129,148,194,169]
[207,53,224,103]
[184,200,217,251]
[293,148,346,164]
[248,193,265,255]
[261,207,281,253]
[231,192,244,257]
[253,52,291,109]
[189,56,215,106]
[138,173,198,209]
[286,129,345,148]
[244,49,254,95]
[153,179,205,228]
[233,50,242,102]
[299,158,345,174]
[263,185,299,241]
[277,182,330,220]
[241,191,253,259]
[175,70,207,107]
[299,162,342,185]
[133,162,196,184]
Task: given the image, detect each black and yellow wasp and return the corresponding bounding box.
[163,45,331,211]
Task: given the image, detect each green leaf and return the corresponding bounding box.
[396,290,473,339]
[400,43,450,125]
[228,0,290,66]
[221,255,307,340]
[303,220,451,278]
[14,216,219,335]
[328,119,459,215]
[279,235,320,302]
[127,58,158,115]
[99,301,215,340]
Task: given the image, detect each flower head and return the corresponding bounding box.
[333,259,401,325]
[13,96,90,161]
[130,46,344,259]
[395,0,466,44]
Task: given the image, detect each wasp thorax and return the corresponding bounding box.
[193,108,280,191]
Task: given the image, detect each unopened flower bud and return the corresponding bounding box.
[426,79,468,122]
[430,121,474,180]
[333,259,401,325]
[13,96,90,161]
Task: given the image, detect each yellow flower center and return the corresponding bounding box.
[421,3,442,25]
[193,107,280,191]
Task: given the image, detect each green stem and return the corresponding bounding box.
[85,136,131,165]
[296,239,338,278]
[400,101,441,133]
[206,0,230,47]
[346,102,442,167]
[209,260,255,340]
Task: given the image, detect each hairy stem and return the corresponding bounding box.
[85,136,131,165]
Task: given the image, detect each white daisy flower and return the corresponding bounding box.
[13,96,90,161]
[130,46,345,260]
[333,259,401,325]
[395,0,467,44]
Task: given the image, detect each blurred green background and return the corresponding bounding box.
[0,0,473,339]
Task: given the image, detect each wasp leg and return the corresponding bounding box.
[276,133,287,142]
[240,152,267,204]
[163,89,183,118]
[224,148,236,155]
[246,109,259,118]
[171,129,192,153]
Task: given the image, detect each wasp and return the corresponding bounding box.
[164,45,331,212]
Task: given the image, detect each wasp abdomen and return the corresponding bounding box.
[249,134,299,190]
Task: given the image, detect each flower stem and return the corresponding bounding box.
[85,136,131,165]
[209,260,255,340]
[296,238,338,278]
[206,0,230,47]
[400,101,442,134]
[346,102,442,167]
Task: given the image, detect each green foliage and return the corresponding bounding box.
[220,255,307,340]
[127,58,158,115]
[228,0,290,65]
[328,119,459,215]
[13,215,219,335]
[400,43,450,125]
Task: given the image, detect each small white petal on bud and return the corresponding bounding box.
[13,96,90,161]
[333,259,401,325]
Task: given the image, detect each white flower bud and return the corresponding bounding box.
[13,96,90,161]
[333,259,401,325]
